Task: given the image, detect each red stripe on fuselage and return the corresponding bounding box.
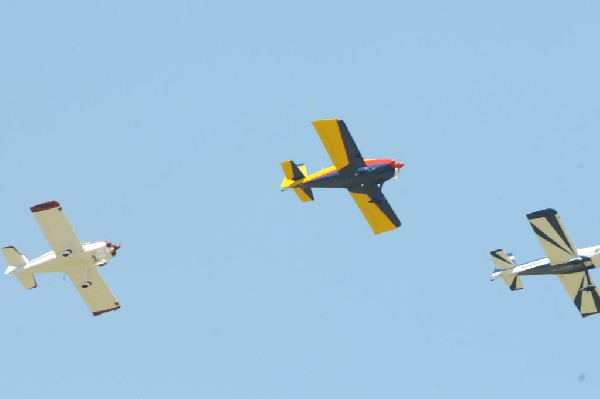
[365,158,395,166]
[302,158,398,184]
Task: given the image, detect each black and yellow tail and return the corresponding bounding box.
[280,160,314,202]
[491,249,522,291]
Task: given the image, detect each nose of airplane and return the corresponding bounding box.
[110,243,121,256]
[393,161,404,178]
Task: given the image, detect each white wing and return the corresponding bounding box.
[67,267,120,316]
[527,209,577,265]
[557,272,600,318]
[30,201,84,255]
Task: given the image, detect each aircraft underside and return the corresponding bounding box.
[517,264,595,276]
[4,201,121,316]
[280,119,403,235]
[304,169,394,189]
[518,261,595,276]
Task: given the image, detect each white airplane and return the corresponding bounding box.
[3,201,121,316]
[491,208,600,317]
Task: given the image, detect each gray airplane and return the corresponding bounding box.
[491,208,600,317]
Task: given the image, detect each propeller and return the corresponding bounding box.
[393,161,404,179]
[105,241,122,257]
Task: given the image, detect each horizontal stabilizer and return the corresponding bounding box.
[502,275,523,291]
[281,160,307,181]
[281,161,308,190]
[2,246,27,268]
[491,249,515,271]
[293,187,314,202]
[17,273,37,289]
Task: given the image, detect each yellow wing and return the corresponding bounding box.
[311,119,365,171]
[349,186,401,234]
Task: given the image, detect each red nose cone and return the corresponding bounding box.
[394,162,404,169]
[110,243,121,257]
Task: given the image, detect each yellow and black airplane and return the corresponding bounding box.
[281,119,404,235]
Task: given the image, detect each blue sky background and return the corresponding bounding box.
[1,1,600,398]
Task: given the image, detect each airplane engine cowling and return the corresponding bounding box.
[108,243,121,257]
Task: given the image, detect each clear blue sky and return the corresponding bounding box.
[1,1,600,398]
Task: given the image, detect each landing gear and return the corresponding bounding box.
[81,267,92,289]
[580,284,596,292]
[579,271,596,292]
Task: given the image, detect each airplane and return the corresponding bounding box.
[3,201,121,316]
[491,208,600,317]
[280,118,404,234]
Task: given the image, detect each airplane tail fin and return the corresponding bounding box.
[292,187,314,202]
[281,160,307,184]
[490,249,522,291]
[501,275,523,291]
[280,160,314,202]
[2,246,36,289]
[3,246,27,270]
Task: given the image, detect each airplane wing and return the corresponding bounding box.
[527,209,577,266]
[312,119,366,171]
[557,271,600,317]
[31,201,84,255]
[348,185,401,234]
[67,267,120,316]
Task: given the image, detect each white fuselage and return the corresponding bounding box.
[8,241,116,275]
[491,245,600,281]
